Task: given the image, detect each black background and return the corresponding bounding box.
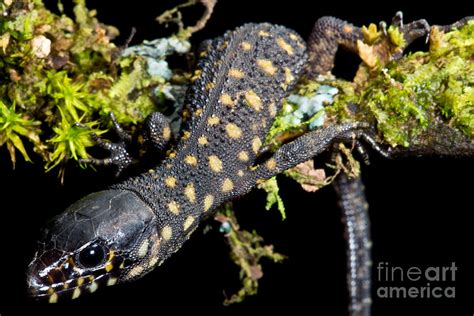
[1,0,473,315]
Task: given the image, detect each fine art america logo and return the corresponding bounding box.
[376,262,457,299]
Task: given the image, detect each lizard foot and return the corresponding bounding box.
[78,113,134,177]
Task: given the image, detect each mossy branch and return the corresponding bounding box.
[215,204,285,305]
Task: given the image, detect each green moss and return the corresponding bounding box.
[387,24,406,48]
[45,115,105,181]
[0,99,43,166]
[0,0,189,176]
[321,22,474,147]
[361,23,382,45]
[361,22,474,146]
[258,176,286,220]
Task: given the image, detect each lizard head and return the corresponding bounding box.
[27,190,163,303]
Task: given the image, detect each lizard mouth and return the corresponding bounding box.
[27,249,124,303]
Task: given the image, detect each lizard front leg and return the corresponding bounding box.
[81,111,173,176]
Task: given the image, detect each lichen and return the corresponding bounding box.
[264,83,338,150]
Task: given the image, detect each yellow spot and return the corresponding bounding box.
[241,41,252,50]
[208,155,223,172]
[259,30,270,37]
[198,136,208,145]
[225,123,243,139]
[266,158,277,170]
[252,137,262,154]
[105,261,114,272]
[77,278,84,286]
[343,24,353,33]
[219,41,228,50]
[162,126,171,141]
[183,215,195,231]
[162,225,172,241]
[168,150,177,158]
[244,90,262,111]
[165,176,176,188]
[284,67,295,85]
[72,288,81,299]
[107,278,117,287]
[251,123,259,132]
[190,69,202,82]
[194,108,203,117]
[184,155,198,166]
[199,47,208,57]
[137,239,149,258]
[184,183,196,203]
[148,256,159,269]
[206,82,215,90]
[289,33,299,40]
[238,150,249,161]
[127,266,144,279]
[49,293,58,304]
[222,178,234,192]
[219,93,234,107]
[89,282,98,293]
[277,37,294,55]
[229,68,245,79]
[268,102,277,117]
[204,194,214,212]
[257,59,277,76]
[237,170,245,177]
[207,115,220,125]
[167,201,180,215]
[181,130,191,141]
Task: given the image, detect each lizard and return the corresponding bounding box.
[26,12,472,316]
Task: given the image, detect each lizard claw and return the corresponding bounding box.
[77,113,134,177]
[391,11,404,28]
[379,21,388,37]
[396,13,430,48]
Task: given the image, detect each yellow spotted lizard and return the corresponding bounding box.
[27,13,473,316]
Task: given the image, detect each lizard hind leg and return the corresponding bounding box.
[305,16,363,77]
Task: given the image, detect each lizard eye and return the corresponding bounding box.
[77,243,106,268]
